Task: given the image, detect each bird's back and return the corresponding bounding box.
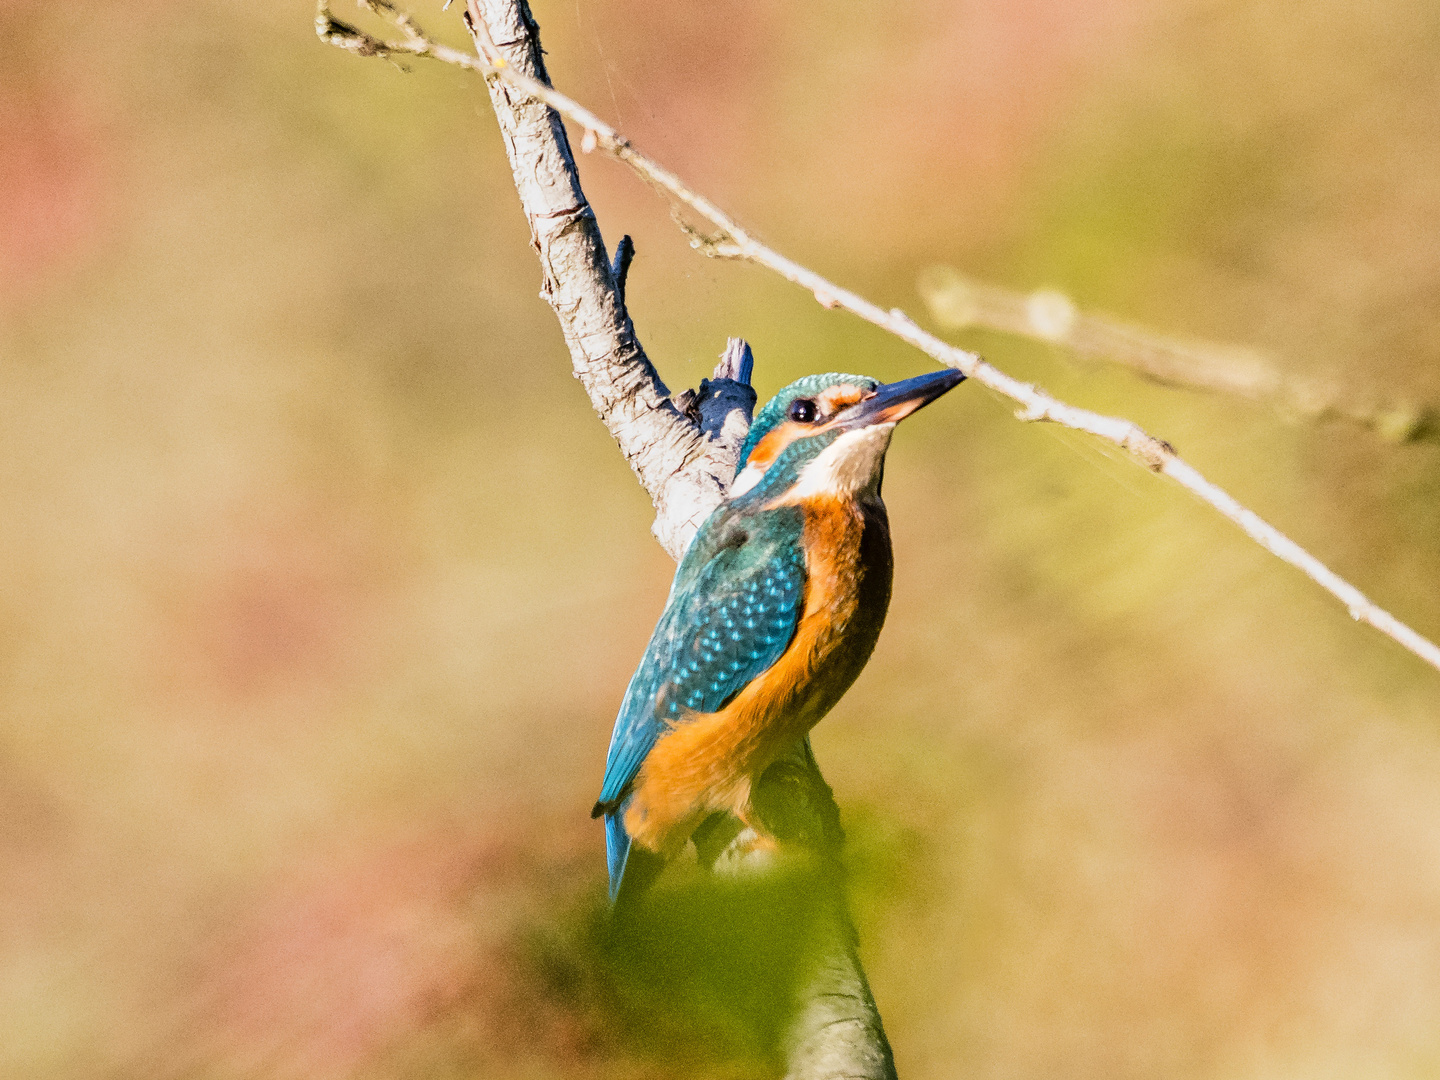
[597,490,893,898]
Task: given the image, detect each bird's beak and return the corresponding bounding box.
[833,368,966,431]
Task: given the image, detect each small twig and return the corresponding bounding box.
[918,266,1434,443]
[314,1,1440,673]
[316,0,470,65]
[610,233,634,312]
[694,339,759,465]
[715,335,755,384]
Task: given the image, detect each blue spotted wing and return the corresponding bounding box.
[596,513,807,812]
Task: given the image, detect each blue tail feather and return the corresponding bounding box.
[604,800,632,902]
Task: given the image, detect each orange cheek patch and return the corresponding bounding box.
[747,421,809,468]
[748,388,866,470]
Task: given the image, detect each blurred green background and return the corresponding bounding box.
[3,0,1440,1077]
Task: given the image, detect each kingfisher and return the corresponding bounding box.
[593,367,966,902]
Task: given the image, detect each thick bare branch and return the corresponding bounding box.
[470,0,749,558]
[317,0,742,559]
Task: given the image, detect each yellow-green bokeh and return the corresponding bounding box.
[2,1,1439,1077]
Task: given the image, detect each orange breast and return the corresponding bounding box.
[623,496,889,857]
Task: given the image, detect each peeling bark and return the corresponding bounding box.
[466,0,741,560]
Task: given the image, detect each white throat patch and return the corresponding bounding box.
[729,461,766,499]
[787,423,895,500]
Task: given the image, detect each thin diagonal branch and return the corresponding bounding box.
[917,266,1434,443]
[315,0,1440,675]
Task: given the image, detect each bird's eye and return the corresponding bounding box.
[788,398,818,423]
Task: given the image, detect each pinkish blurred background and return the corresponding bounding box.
[2,1,1439,1077]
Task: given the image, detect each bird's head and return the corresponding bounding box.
[729,368,965,503]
